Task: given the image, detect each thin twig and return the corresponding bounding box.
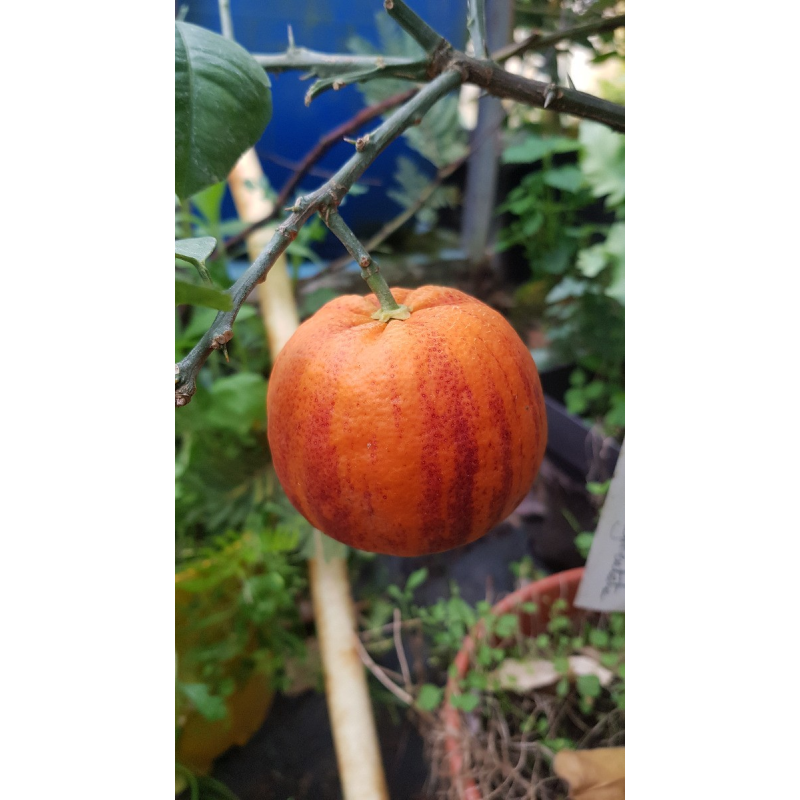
[492,13,625,63]
[218,0,234,40]
[353,633,415,706]
[359,616,422,642]
[393,608,412,689]
[217,88,417,259]
[383,0,445,55]
[468,0,489,59]
[306,153,466,281]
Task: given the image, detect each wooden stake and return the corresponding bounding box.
[227,149,390,800]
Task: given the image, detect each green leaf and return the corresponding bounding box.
[175,237,217,269]
[543,166,584,193]
[574,532,594,559]
[587,480,611,495]
[604,222,625,304]
[175,22,272,200]
[299,288,340,318]
[576,674,602,699]
[175,279,232,311]
[579,121,624,208]
[502,136,580,164]
[553,656,570,675]
[416,684,444,711]
[192,181,228,226]
[202,373,268,435]
[577,244,608,278]
[450,692,480,712]
[405,568,429,592]
[178,682,227,721]
[546,278,587,303]
[494,613,519,638]
[547,616,572,634]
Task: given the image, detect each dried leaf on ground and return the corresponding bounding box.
[490,654,614,692]
[553,747,624,800]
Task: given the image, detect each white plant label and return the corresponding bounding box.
[575,441,625,611]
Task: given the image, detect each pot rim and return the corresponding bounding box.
[441,567,586,800]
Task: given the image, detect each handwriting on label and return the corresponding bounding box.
[600,522,624,601]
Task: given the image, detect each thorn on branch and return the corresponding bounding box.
[355,134,370,152]
[543,83,562,109]
[328,181,347,205]
[567,73,576,90]
[211,330,233,350]
[175,373,196,407]
[277,223,298,241]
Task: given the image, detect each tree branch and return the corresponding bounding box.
[492,13,625,63]
[383,0,446,55]
[253,47,428,105]
[218,88,417,259]
[455,52,624,131]
[253,2,624,132]
[175,69,462,405]
[467,0,489,59]
[253,50,420,74]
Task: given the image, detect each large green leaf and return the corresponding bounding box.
[175,236,216,267]
[502,136,580,164]
[175,279,232,311]
[175,22,272,200]
[579,121,625,208]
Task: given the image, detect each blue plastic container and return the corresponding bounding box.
[181,1,466,254]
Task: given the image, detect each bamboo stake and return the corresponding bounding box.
[227,149,390,800]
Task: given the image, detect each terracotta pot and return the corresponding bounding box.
[175,547,274,775]
[441,567,587,800]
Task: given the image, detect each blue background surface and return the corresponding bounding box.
[181,1,466,249]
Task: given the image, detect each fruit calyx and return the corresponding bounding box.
[371,304,412,322]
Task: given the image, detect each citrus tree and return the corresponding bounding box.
[175,0,624,407]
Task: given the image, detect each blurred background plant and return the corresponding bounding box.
[495,0,625,439]
[176,179,316,784]
[499,119,624,438]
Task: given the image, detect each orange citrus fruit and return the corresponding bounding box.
[267,286,547,556]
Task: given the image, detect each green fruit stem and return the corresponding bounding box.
[323,208,410,320]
